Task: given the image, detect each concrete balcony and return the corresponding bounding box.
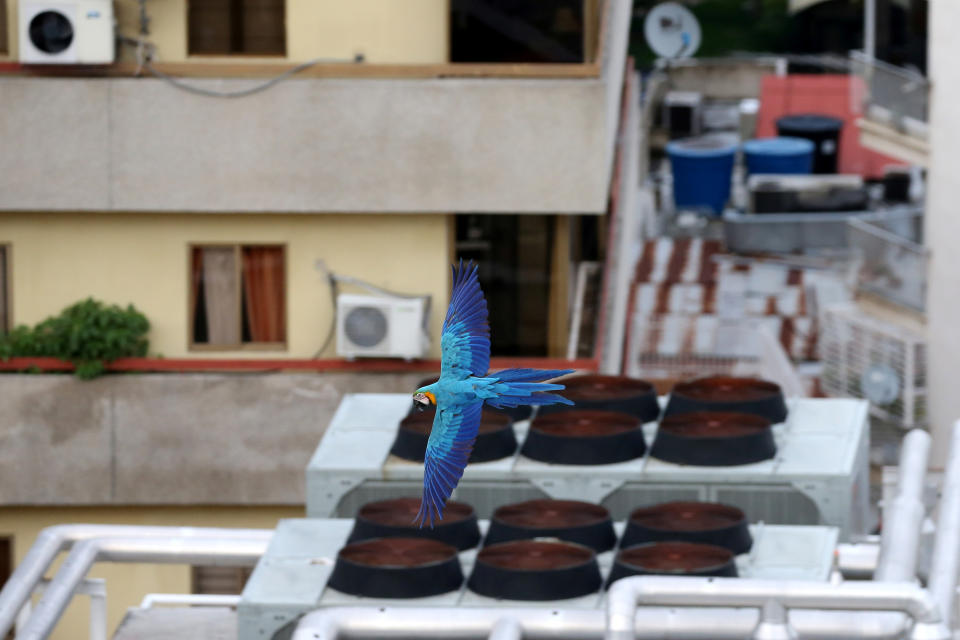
[0,1,632,215]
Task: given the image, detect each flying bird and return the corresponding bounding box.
[412,260,574,527]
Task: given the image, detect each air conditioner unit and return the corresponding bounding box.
[820,303,927,429]
[335,293,429,360]
[19,0,115,64]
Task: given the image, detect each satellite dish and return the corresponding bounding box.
[644,2,702,59]
[861,363,901,406]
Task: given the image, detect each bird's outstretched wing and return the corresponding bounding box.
[415,401,483,528]
[440,260,490,380]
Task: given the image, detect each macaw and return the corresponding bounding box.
[412,260,574,527]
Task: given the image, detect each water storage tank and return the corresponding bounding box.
[775,114,843,174]
[743,137,814,175]
[667,135,737,215]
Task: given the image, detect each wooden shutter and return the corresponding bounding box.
[188,0,285,55]
[191,565,253,595]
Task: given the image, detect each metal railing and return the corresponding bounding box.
[850,50,929,135]
[848,217,929,312]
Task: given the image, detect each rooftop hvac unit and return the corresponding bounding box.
[18,0,115,64]
[306,394,871,539]
[820,303,927,429]
[335,293,429,360]
[237,518,838,640]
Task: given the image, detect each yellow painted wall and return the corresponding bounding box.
[2,0,448,64]
[115,0,449,63]
[0,505,302,640]
[1,212,451,358]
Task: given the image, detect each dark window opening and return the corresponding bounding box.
[0,0,9,54]
[0,246,9,334]
[456,214,553,357]
[190,245,286,347]
[188,0,285,56]
[191,565,253,595]
[450,0,585,63]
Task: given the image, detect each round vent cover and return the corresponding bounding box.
[343,306,388,348]
[861,364,900,406]
[30,11,74,54]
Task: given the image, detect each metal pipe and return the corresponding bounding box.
[864,0,876,62]
[876,429,931,582]
[488,618,523,640]
[605,577,949,640]
[17,535,268,640]
[837,541,880,579]
[0,524,272,638]
[139,593,242,609]
[292,607,760,640]
[928,420,960,629]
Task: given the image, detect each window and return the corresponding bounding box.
[188,0,285,56]
[1,537,10,640]
[192,565,252,595]
[450,0,585,63]
[0,246,9,334]
[190,245,286,348]
[0,0,7,55]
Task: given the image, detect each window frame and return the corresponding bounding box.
[187,242,288,352]
[1,535,11,640]
[185,0,287,58]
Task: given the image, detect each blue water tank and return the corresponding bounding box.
[743,137,815,175]
[667,136,738,215]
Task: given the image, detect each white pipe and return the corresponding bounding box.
[928,420,960,629]
[876,429,931,582]
[864,0,876,62]
[292,607,760,640]
[837,541,880,579]
[17,535,268,640]
[139,593,242,609]
[0,524,272,639]
[488,618,523,640]
[605,577,949,640]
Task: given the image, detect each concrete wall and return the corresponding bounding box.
[923,0,960,468]
[0,76,611,213]
[1,212,450,358]
[662,57,786,100]
[0,372,428,505]
[2,0,448,64]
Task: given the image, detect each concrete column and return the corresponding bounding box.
[923,0,960,467]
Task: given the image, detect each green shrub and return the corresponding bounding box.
[0,298,150,379]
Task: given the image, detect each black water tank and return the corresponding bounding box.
[776,114,844,174]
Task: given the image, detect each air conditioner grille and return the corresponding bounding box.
[343,306,388,348]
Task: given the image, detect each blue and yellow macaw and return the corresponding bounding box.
[412,260,574,527]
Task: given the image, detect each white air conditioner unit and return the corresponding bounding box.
[19,0,115,64]
[336,294,429,360]
[820,303,927,429]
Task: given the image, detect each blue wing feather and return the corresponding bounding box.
[415,401,483,528]
[440,261,490,379]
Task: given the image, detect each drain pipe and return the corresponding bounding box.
[875,429,931,582]
[0,524,272,639]
[16,535,268,640]
[605,577,950,640]
[927,420,960,630]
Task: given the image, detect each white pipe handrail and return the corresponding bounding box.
[928,421,960,629]
[139,593,242,609]
[605,577,950,640]
[875,429,930,581]
[0,524,272,639]
[15,535,268,640]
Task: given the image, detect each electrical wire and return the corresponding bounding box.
[121,36,362,99]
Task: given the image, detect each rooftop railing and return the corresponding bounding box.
[850,50,929,138]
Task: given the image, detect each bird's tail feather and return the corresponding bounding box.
[489,368,573,383]
[486,368,575,410]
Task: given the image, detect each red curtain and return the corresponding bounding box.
[242,247,285,342]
